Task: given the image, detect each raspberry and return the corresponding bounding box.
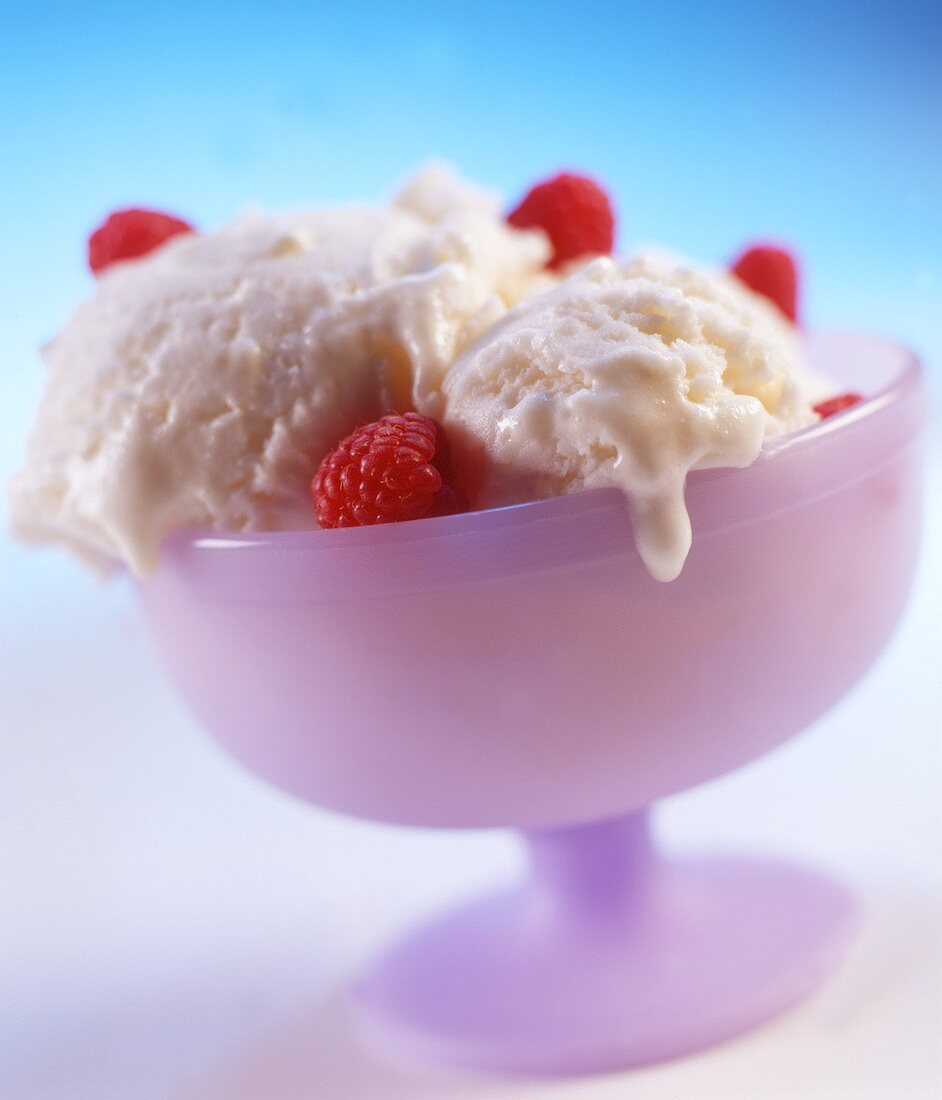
[311,413,466,528]
[814,393,864,419]
[88,208,194,274]
[730,244,799,322]
[507,172,615,270]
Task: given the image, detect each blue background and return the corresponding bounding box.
[2,0,940,487]
[1,7,940,1094]
[2,0,939,604]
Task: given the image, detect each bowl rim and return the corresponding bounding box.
[757,331,922,461]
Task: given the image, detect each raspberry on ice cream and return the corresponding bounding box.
[507,172,615,270]
[312,413,464,527]
[88,208,194,274]
[730,244,799,322]
[814,393,863,419]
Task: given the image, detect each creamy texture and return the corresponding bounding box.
[9,165,550,574]
[11,164,826,582]
[441,255,821,581]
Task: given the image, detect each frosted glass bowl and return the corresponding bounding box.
[139,331,925,1074]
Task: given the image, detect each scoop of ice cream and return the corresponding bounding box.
[441,254,821,581]
[8,165,550,575]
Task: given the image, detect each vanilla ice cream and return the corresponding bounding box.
[441,255,821,581]
[11,164,826,583]
[8,165,550,574]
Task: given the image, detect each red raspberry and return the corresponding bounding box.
[730,244,799,322]
[311,413,467,528]
[88,208,194,274]
[814,393,864,419]
[507,172,615,270]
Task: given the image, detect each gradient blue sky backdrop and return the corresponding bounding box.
[2,0,940,483]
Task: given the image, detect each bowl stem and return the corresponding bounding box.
[525,811,653,918]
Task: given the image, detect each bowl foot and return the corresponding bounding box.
[352,814,856,1075]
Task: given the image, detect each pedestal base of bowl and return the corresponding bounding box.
[352,813,856,1075]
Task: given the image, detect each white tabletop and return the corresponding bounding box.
[2,451,939,1100]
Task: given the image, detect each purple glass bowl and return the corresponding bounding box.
[139,331,925,1074]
